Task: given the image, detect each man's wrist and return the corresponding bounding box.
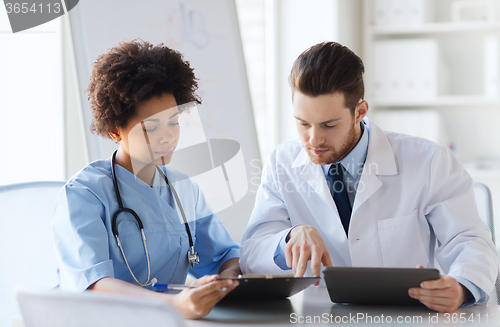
[285,226,298,243]
[461,284,473,305]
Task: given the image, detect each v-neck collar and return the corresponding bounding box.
[111,162,175,206]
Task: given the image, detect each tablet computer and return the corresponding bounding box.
[323,267,440,305]
[219,274,320,301]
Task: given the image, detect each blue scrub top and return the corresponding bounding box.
[53,160,240,292]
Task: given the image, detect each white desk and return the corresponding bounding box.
[188,286,500,326]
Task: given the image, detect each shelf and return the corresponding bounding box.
[371,96,500,107]
[363,0,500,168]
[466,167,500,178]
[368,21,500,36]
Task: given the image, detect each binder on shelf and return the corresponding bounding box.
[372,110,443,144]
[372,0,432,27]
[484,35,500,98]
[373,0,393,26]
[451,0,498,23]
[373,39,440,101]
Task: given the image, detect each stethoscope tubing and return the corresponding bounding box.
[110,150,198,286]
[155,167,194,249]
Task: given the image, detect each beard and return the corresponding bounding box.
[306,123,361,165]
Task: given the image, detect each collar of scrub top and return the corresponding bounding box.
[322,120,369,180]
[110,150,199,287]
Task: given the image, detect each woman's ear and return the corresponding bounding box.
[109,129,122,143]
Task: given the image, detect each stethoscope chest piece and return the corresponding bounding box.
[188,246,200,268]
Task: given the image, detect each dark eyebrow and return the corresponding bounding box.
[142,112,179,123]
[320,118,341,125]
[294,116,341,124]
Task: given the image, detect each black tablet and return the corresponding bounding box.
[219,275,320,301]
[323,267,440,305]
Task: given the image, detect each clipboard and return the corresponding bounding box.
[323,267,440,305]
[219,274,319,301]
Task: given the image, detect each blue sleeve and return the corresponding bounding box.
[52,183,114,292]
[456,277,485,306]
[273,228,293,270]
[188,184,240,278]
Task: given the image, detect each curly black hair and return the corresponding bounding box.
[87,39,201,138]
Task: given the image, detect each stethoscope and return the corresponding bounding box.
[110,150,200,287]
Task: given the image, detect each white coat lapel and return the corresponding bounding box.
[293,148,349,246]
[352,122,398,213]
[293,149,336,211]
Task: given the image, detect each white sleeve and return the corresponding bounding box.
[425,146,498,303]
[240,151,294,274]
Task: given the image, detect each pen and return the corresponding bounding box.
[151,283,197,291]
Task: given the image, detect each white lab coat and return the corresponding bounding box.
[240,120,498,302]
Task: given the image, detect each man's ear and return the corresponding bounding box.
[354,100,369,124]
[109,129,121,143]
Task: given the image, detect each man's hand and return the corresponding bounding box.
[171,275,238,319]
[408,265,471,312]
[285,225,332,285]
[218,258,242,279]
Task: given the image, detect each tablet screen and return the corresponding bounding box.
[323,267,440,305]
[219,275,320,300]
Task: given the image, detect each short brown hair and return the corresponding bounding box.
[289,42,364,114]
[87,39,201,138]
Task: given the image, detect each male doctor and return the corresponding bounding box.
[240,42,498,312]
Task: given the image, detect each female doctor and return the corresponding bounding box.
[52,39,240,319]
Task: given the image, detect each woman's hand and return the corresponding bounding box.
[170,275,238,319]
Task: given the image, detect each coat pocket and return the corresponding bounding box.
[377,209,429,268]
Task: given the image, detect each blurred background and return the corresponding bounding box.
[2,0,500,243]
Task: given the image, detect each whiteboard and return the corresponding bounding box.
[68,0,260,242]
